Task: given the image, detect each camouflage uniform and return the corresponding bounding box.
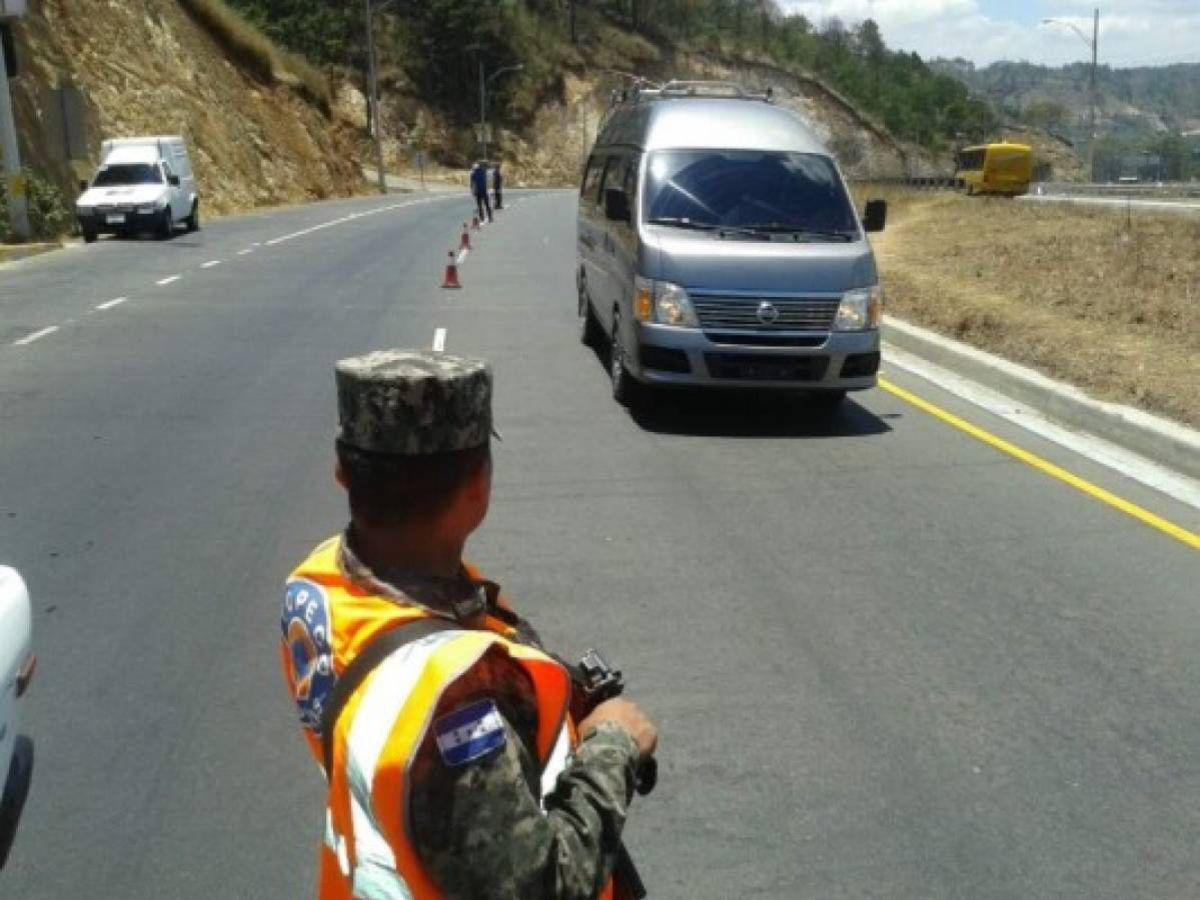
[310,350,641,899]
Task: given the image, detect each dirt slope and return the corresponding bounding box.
[8,0,364,216]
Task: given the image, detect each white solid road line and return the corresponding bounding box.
[883,345,1200,511]
[201,260,222,269]
[432,328,447,352]
[156,275,181,286]
[95,297,128,311]
[13,326,59,346]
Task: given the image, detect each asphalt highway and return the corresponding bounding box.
[1,190,1198,899]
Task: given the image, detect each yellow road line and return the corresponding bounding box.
[878,376,1200,552]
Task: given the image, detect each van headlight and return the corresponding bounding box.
[834,285,883,331]
[634,277,698,327]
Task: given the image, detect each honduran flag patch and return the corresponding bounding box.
[435,699,507,767]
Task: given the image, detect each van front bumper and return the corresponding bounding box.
[628,324,880,390]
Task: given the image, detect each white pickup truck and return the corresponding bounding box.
[75,136,200,243]
[0,567,34,869]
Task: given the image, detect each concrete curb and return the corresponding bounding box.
[0,243,62,265]
[882,315,1200,482]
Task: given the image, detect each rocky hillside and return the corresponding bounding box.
[8,0,364,217]
[353,18,937,190]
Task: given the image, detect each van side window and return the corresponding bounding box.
[581,157,603,202]
[598,156,620,199]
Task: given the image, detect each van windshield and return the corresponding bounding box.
[92,164,163,187]
[644,150,859,239]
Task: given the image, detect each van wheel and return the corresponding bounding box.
[81,223,98,244]
[157,207,174,240]
[185,200,200,233]
[810,390,846,413]
[579,280,603,347]
[610,315,641,407]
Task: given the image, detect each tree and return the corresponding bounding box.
[1024,100,1069,130]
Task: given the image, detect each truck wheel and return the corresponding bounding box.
[185,200,200,233]
[158,208,174,240]
[81,223,98,244]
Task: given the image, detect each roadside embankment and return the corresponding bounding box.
[857,187,1200,429]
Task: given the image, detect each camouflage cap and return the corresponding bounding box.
[336,350,495,456]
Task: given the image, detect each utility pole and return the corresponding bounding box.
[1089,7,1099,183]
[0,22,30,241]
[364,0,386,194]
[479,61,487,162]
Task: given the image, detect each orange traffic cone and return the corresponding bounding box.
[460,224,471,250]
[442,250,462,289]
[471,215,481,231]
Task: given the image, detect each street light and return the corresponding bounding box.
[364,0,396,194]
[478,63,524,162]
[1042,9,1099,181]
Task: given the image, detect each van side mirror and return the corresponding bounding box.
[863,199,887,233]
[167,174,181,187]
[604,188,630,223]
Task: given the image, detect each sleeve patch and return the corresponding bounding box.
[435,699,506,767]
[281,578,336,731]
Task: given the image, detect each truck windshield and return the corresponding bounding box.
[644,150,859,239]
[92,164,163,187]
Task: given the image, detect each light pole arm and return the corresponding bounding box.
[1041,18,1094,51]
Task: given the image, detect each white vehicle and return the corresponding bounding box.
[75,136,200,243]
[0,567,34,869]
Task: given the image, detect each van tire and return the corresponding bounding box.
[157,208,174,240]
[81,223,98,244]
[185,200,200,233]
[810,390,846,413]
[610,315,641,408]
[579,281,603,347]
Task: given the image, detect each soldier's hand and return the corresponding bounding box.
[579,698,658,761]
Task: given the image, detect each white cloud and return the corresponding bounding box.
[777,0,1200,66]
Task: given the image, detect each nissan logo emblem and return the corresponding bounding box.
[756,301,780,325]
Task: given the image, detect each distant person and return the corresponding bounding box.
[493,161,504,210]
[470,161,493,223]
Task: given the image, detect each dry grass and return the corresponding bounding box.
[856,187,1200,427]
[178,0,331,113]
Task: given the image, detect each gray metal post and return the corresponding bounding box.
[479,62,488,161]
[364,0,386,194]
[1089,7,1099,182]
[0,33,30,241]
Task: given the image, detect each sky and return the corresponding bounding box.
[777,0,1200,68]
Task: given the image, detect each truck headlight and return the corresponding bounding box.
[634,277,698,327]
[834,285,883,331]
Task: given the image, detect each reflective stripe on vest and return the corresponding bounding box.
[284,537,612,900]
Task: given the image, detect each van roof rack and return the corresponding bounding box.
[636,80,774,103]
[605,79,775,110]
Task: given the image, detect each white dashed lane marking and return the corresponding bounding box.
[432,328,447,352]
[95,297,128,311]
[237,248,254,256]
[201,260,222,269]
[13,326,59,346]
[156,275,181,286]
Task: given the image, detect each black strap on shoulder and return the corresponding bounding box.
[319,617,458,776]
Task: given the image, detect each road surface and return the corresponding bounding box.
[1,190,1198,898]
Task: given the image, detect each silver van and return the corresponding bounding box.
[577,82,887,408]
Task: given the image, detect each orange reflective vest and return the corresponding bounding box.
[281,535,615,900]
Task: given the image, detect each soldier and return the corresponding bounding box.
[280,349,658,899]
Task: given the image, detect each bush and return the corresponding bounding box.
[178,0,332,113]
[0,170,73,242]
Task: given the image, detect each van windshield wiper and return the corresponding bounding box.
[647,217,766,239]
[740,224,856,241]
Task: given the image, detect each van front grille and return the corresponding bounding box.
[690,295,840,331]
